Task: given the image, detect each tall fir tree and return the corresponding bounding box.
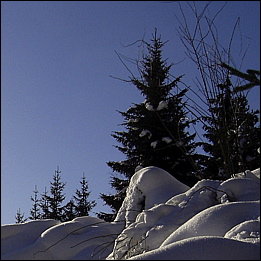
[29,185,42,220]
[201,78,260,179]
[73,172,96,217]
[44,167,66,221]
[99,30,201,221]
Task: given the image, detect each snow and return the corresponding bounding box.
[139,130,152,138]
[156,101,168,111]
[128,236,260,260]
[150,140,158,148]
[145,103,155,111]
[1,167,260,260]
[162,137,172,144]
[145,100,168,111]
[113,167,189,227]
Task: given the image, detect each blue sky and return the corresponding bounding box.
[1,1,260,225]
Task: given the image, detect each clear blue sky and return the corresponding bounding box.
[2,1,260,225]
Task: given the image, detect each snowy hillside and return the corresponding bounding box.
[1,166,260,260]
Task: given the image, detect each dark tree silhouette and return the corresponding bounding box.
[100,29,202,221]
[73,172,96,217]
[29,185,42,220]
[44,167,66,221]
[15,208,27,224]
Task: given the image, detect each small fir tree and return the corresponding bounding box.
[29,185,42,220]
[73,172,96,217]
[45,167,66,221]
[40,186,51,219]
[15,208,27,223]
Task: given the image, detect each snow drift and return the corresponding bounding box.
[1,166,260,260]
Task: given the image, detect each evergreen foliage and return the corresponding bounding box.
[100,29,202,221]
[15,208,27,224]
[221,63,260,92]
[175,2,260,181]
[15,169,96,222]
[29,185,42,220]
[40,187,51,219]
[73,172,96,217]
[200,78,260,179]
[62,199,77,222]
[42,167,66,221]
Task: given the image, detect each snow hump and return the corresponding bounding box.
[114,166,189,227]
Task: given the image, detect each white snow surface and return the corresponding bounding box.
[156,100,168,111]
[139,130,152,139]
[162,137,172,144]
[145,103,155,111]
[1,166,260,260]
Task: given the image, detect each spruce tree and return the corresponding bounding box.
[100,30,201,221]
[45,167,66,221]
[15,208,27,223]
[29,185,42,220]
[40,186,51,219]
[62,199,77,221]
[73,172,96,217]
[201,78,260,179]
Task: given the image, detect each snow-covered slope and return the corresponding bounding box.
[1,167,260,260]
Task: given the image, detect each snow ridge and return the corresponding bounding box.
[1,167,260,260]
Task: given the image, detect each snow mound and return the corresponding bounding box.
[216,176,260,202]
[224,218,260,244]
[128,236,260,260]
[114,166,189,227]
[1,167,260,260]
[1,219,60,257]
[2,216,123,260]
[161,201,259,247]
[109,179,221,259]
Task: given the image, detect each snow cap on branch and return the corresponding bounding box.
[139,130,152,138]
[156,100,168,111]
[162,137,172,144]
[145,103,155,111]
